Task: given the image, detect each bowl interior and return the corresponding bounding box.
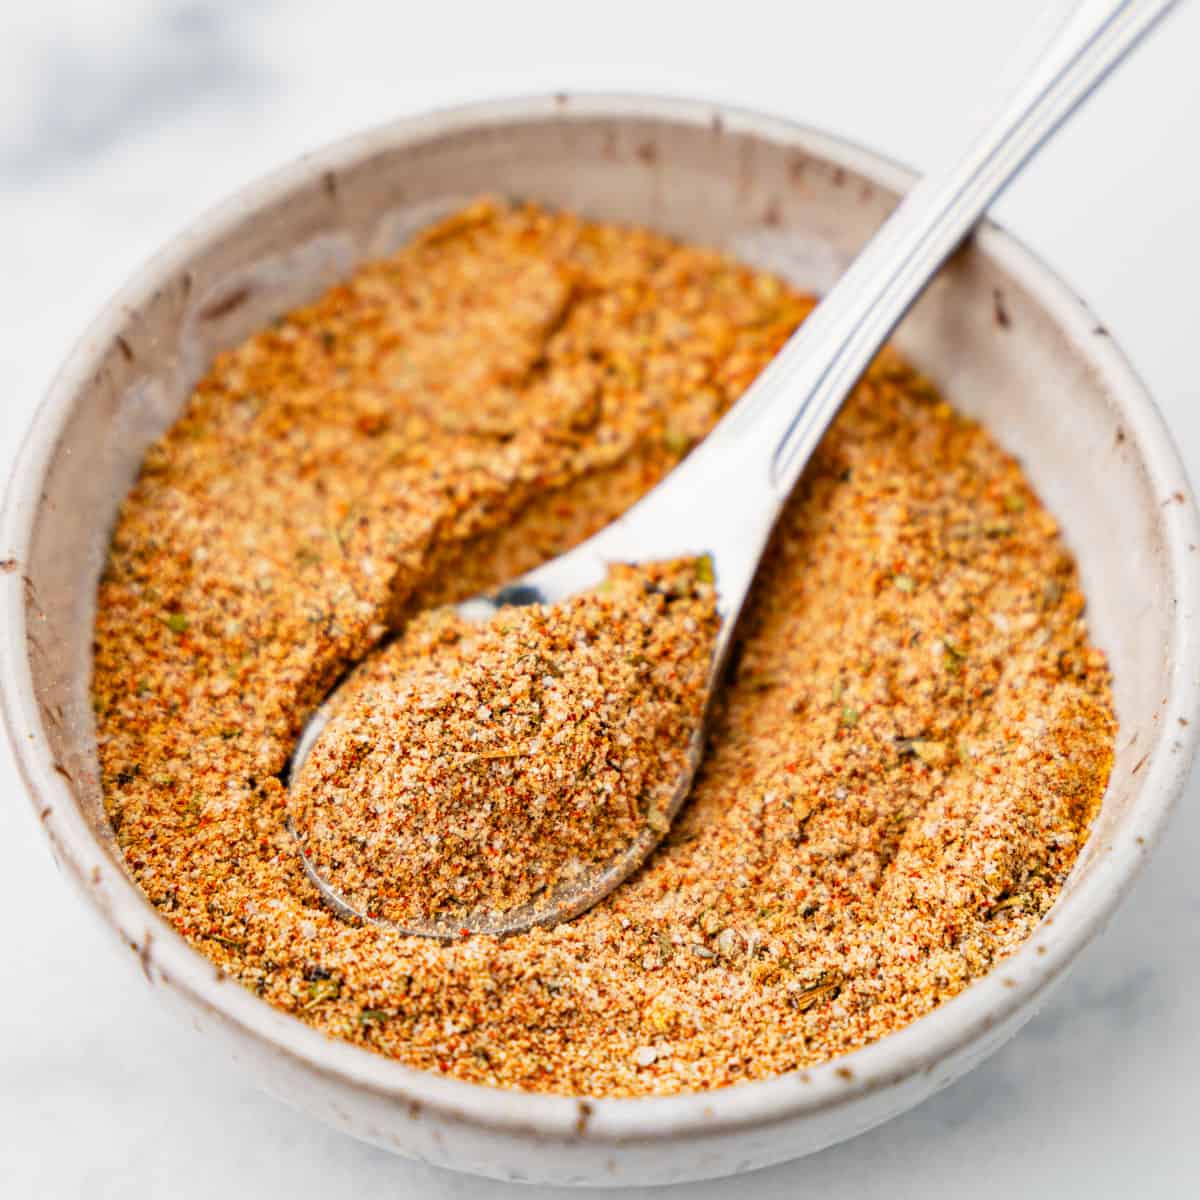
[19,100,1179,896]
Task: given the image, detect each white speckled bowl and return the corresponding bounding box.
[3,95,1198,1188]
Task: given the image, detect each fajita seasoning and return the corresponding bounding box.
[290,559,717,926]
[93,199,1115,1097]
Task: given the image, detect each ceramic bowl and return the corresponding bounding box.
[3,95,1198,1188]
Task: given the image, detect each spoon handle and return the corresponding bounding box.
[575,0,1178,616]
[508,0,1177,637]
[738,0,1178,499]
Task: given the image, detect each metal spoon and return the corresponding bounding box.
[290,0,1176,938]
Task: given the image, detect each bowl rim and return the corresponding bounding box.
[3,91,1199,1147]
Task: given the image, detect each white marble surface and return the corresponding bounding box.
[2,1,1199,1195]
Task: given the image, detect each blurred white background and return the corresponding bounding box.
[2,2,1198,1196]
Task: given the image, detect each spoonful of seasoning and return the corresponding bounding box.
[288,0,1176,938]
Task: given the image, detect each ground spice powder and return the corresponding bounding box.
[93,199,1115,1097]
[290,559,717,926]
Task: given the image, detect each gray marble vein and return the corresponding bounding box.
[1,1,275,176]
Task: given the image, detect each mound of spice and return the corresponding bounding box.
[289,560,717,926]
[92,198,1115,1097]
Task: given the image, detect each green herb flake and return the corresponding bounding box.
[646,805,671,834]
[305,978,341,1008]
[742,672,776,692]
[164,612,189,635]
[942,639,967,673]
[663,428,690,455]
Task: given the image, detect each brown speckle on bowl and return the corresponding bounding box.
[993,288,1011,328]
[129,931,155,984]
[198,285,252,322]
